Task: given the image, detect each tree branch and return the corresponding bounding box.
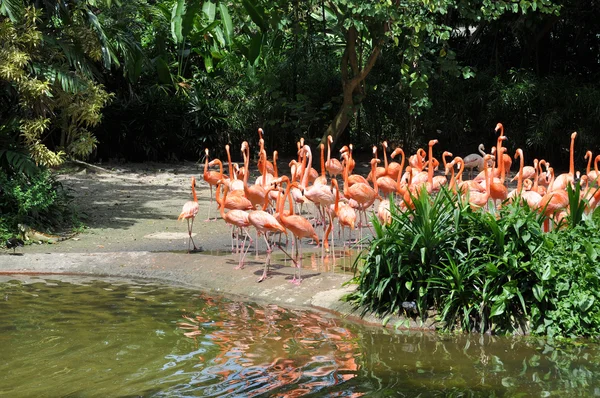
[347,26,359,77]
[356,39,383,82]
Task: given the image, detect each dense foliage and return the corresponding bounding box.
[0,167,78,240]
[348,188,600,337]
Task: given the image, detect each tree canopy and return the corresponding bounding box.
[2,0,599,168]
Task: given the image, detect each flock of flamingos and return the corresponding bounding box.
[178,123,600,283]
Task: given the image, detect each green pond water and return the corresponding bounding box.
[1,276,600,397]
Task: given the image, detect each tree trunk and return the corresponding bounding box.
[321,26,382,146]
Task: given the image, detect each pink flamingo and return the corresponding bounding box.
[178,176,200,253]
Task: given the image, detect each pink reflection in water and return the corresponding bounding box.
[178,294,361,396]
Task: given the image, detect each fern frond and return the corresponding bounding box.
[0,148,37,177]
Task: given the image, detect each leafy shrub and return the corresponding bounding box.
[0,168,77,241]
[348,188,600,336]
[530,220,600,338]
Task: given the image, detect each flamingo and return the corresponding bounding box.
[339,145,356,174]
[539,167,569,232]
[387,147,404,180]
[215,178,253,211]
[257,128,275,175]
[550,132,577,192]
[326,135,344,178]
[489,138,509,208]
[178,176,200,253]
[494,123,512,176]
[367,144,388,180]
[314,143,328,186]
[343,157,381,236]
[468,155,493,209]
[463,144,486,179]
[432,150,451,191]
[241,142,269,210]
[225,144,244,192]
[248,207,286,283]
[585,151,600,186]
[409,148,426,172]
[508,148,525,201]
[254,139,274,187]
[203,148,221,221]
[218,184,252,269]
[275,177,320,284]
[342,152,370,186]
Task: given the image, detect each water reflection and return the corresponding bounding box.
[177,293,360,396]
[2,276,600,397]
[271,247,361,274]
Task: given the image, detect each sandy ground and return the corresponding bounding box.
[1,161,429,328]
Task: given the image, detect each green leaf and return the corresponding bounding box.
[248,32,263,64]
[155,56,172,84]
[533,285,545,302]
[202,1,216,23]
[579,296,595,312]
[0,0,24,22]
[183,1,203,40]
[490,299,506,317]
[204,55,213,73]
[171,0,186,43]
[242,0,267,31]
[219,3,233,45]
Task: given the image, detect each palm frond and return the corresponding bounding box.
[0,148,37,178]
[0,0,24,22]
[31,63,89,93]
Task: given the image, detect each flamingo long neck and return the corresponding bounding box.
[371,161,379,192]
[215,160,224,179]
[273,151,278,178]
[320,144,326,179]
[343,155,350,197]
[215,183,223,206]
[219,185,228,218]
[569,133,577,176]
[479,144,486,157]
[203,151,209,176]
[298,150,308,188]
[516,150,524,194]
[191,177,197,202]
[395,150,406,192]
[383,143,389,172]
[484,158,491,199]
[242,147,252,197]
[456,158,465,183]
[226,145,233,178]
[448,162,456,193]
[260,151,267,186]
[586,151,592,175]
[327,138,332,165]
[595,155,600,174]
[427,145,435,185]
[301,146,312,188]
[533,159,540,191]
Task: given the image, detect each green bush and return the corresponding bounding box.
[349,189,600,337]
[0,168,77,241]
[530,221,600,338]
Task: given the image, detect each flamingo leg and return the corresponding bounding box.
[235,232,251,270]
[257,233,272,283]
[330,213,335,267]
[187,217,198,253]
[255,230,259,257]
[206,185,213,221]
[291,235,302,285]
